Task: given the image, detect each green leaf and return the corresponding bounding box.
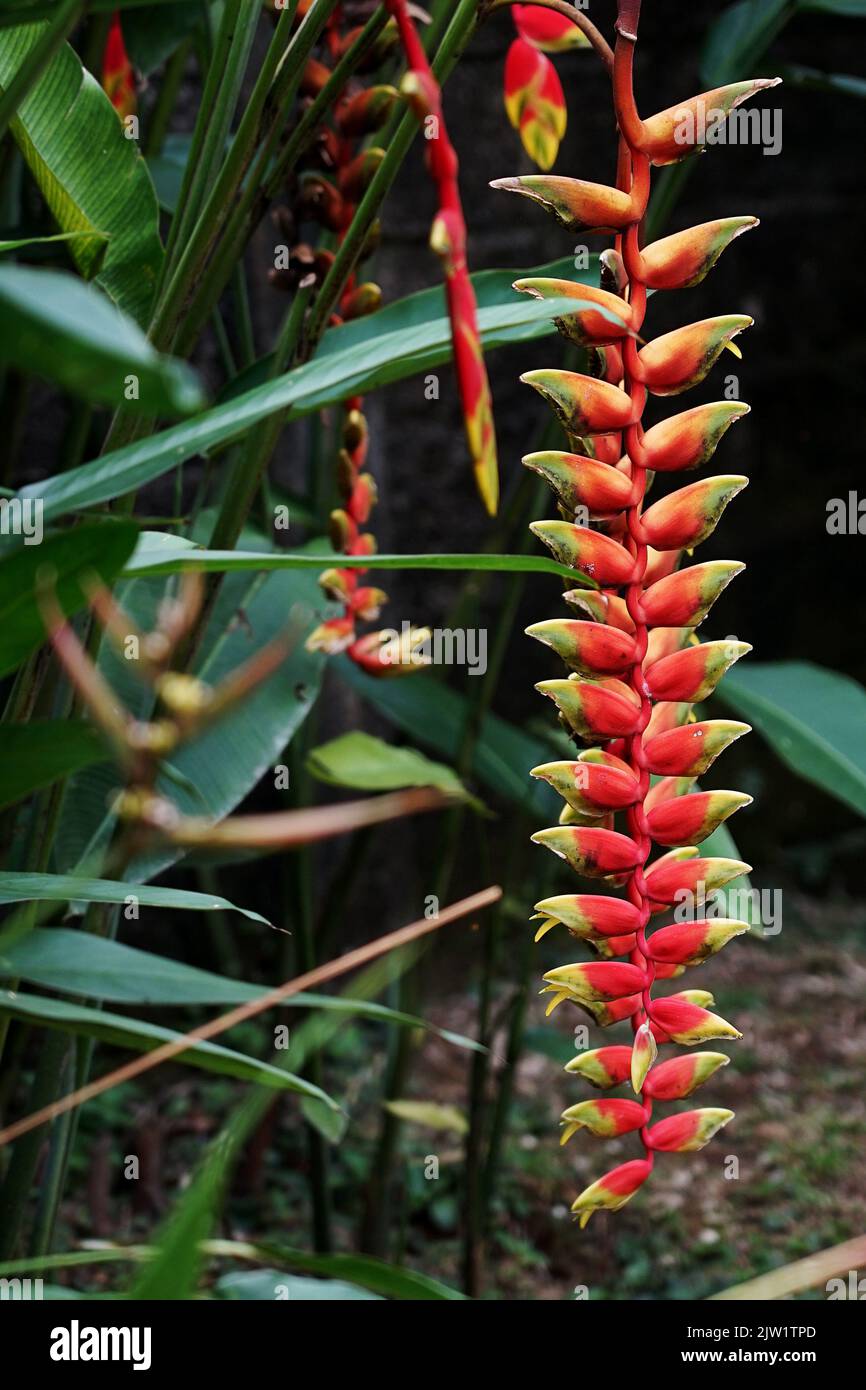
[26,288,608,523]
[339,661,558,820]
[799,0,866,12]
[0,265,205,414]
[700,0,794,85]
[0,230,94,252]
[775,61,866,95]
[307,731,479,806]
[217,1271,382,1301]
[122,1,203,74]
[716,660,866,818]
[146,132,191,213]
[0,873,270,922]
[0,720,106,811]
[0,23,163,323]
[0,519,139,678]
[698,823,760,930]
[382,1099,468,1135]
[0,928,485,1055]
[122,541,589,586]
[0,989,340,1101]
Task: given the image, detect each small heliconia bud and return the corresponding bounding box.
[642,561,745,628]
[642,546,683,586]
[641,401,751,472]
[490,175,636,233]
[560,1098,648,1143]
[644,776,698,813]
[305,616,356,655]
[631,1021,658,1093]
[646,789,753,847]
[650,997,742,1045]
[530,521,637,585]
[341,282,383,321]
[643,719,751,777]
[530,758,639,814]
[513,278,634,345]
[565,1044,633,1088]
[349,586,388,621]
[348,472,378,524]
[645,853,751,906]
[643,1052,730,1101]
[645,1108,734,1152]
[639,316,753,396]
[535,677,642,740]
[318,568,352,603]
[646,639,751,703]
[328,507,357,551]
[644,699,693,740]
[526,619,637,676]
[563,589,635,633]
[532,826,643,877]
[639,217,759,290]
[641,476,748,550]
[643,625,692,668]
[595,931,638,958]
[522,369,637,435]
[647,919,750,966]
[570,1158,653,1228]
[523,450,634,515]
[535,894,641,939]
[543,960,648,1003]
[336,85,399,137]
[638,79,782,166]
[338,147,386,202]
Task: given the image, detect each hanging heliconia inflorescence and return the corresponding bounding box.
[102,10,136,120]
[502,4,587,170]
[492,0,779,1225]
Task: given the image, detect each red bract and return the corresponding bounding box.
[102,12,136,120]
[503,6,590,169]
[492,0,776,1226]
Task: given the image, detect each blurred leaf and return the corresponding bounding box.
[340,661,557,820]
[0,23,163,323]
[0,989,340,1101]
[0,928,485,1055]
[776,61,866,95]
[0,873,270,922]
[26,290,603,523]
[0,519,139,678]
[122,1,203,73]
[700,0,793,85]
[710,1232,866,1299]
[216,1270,381,1301]
[146,132,190,212]
[698,823,760,931]
[0,265,205,414]
[799,0,866,12]
[0,231,94,252]
[122,540,587,585]
[716,661,866,818]
[0,721,106,810]
[383,1100,468,1135]
[307,731,481,808]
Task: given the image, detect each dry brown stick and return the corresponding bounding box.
[0,885,502,1149]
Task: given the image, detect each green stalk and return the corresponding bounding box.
[0,0,85,145]
[143,36,193,159]
[301,0,480,358]
[175,5,390,354]
[162,0,262,269]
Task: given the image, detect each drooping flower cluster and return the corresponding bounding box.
[493,0,779,1225]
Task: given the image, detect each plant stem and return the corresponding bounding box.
[143,36,193,159]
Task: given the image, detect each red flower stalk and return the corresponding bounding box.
[494,0,779,1226]
[385,0,499,515]
[102,12,136,120]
